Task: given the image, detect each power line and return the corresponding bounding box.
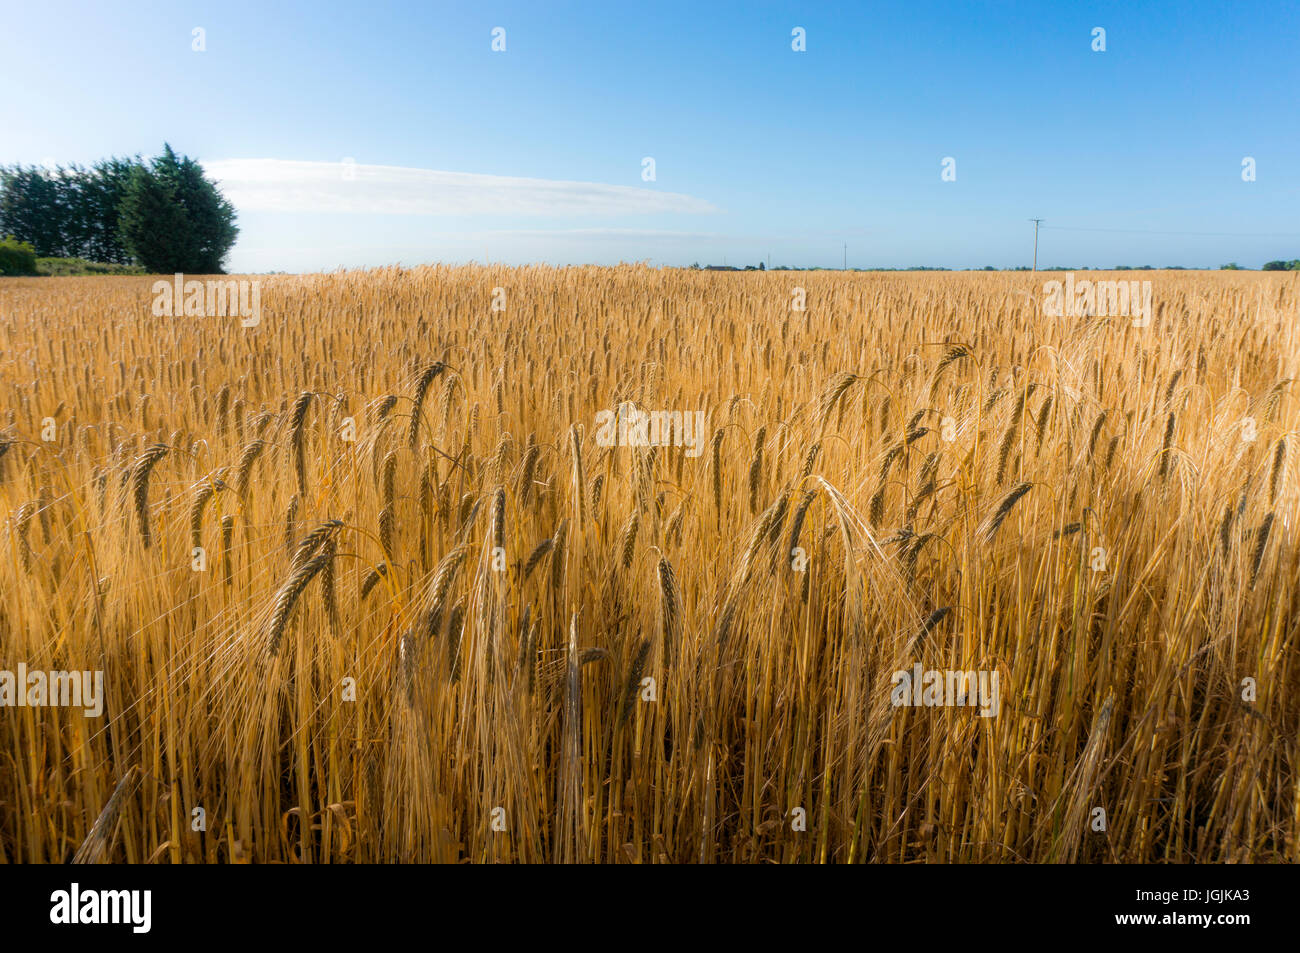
[1041,225,1300,239]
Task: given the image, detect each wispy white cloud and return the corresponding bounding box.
[205,159,719,216]
[463,228,730,240]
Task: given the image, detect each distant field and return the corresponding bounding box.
[0,267,1296,862]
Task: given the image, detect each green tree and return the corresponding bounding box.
[0,166,67,256]
[81,158,140,264]
[118,164,195,273]
[1,156,149,264]
[0,235,38,275]
[150,144,238,272]
[118,145,238,273]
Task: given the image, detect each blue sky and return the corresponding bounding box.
[2,0,1298,271]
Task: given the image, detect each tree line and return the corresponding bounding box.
[0,144,238,273]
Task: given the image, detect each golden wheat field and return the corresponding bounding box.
[0,266,1297,864]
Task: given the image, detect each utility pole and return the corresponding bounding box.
[1029,219,1043,272]
[843,243,847,270]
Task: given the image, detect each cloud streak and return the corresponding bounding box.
[205,159,719,217]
